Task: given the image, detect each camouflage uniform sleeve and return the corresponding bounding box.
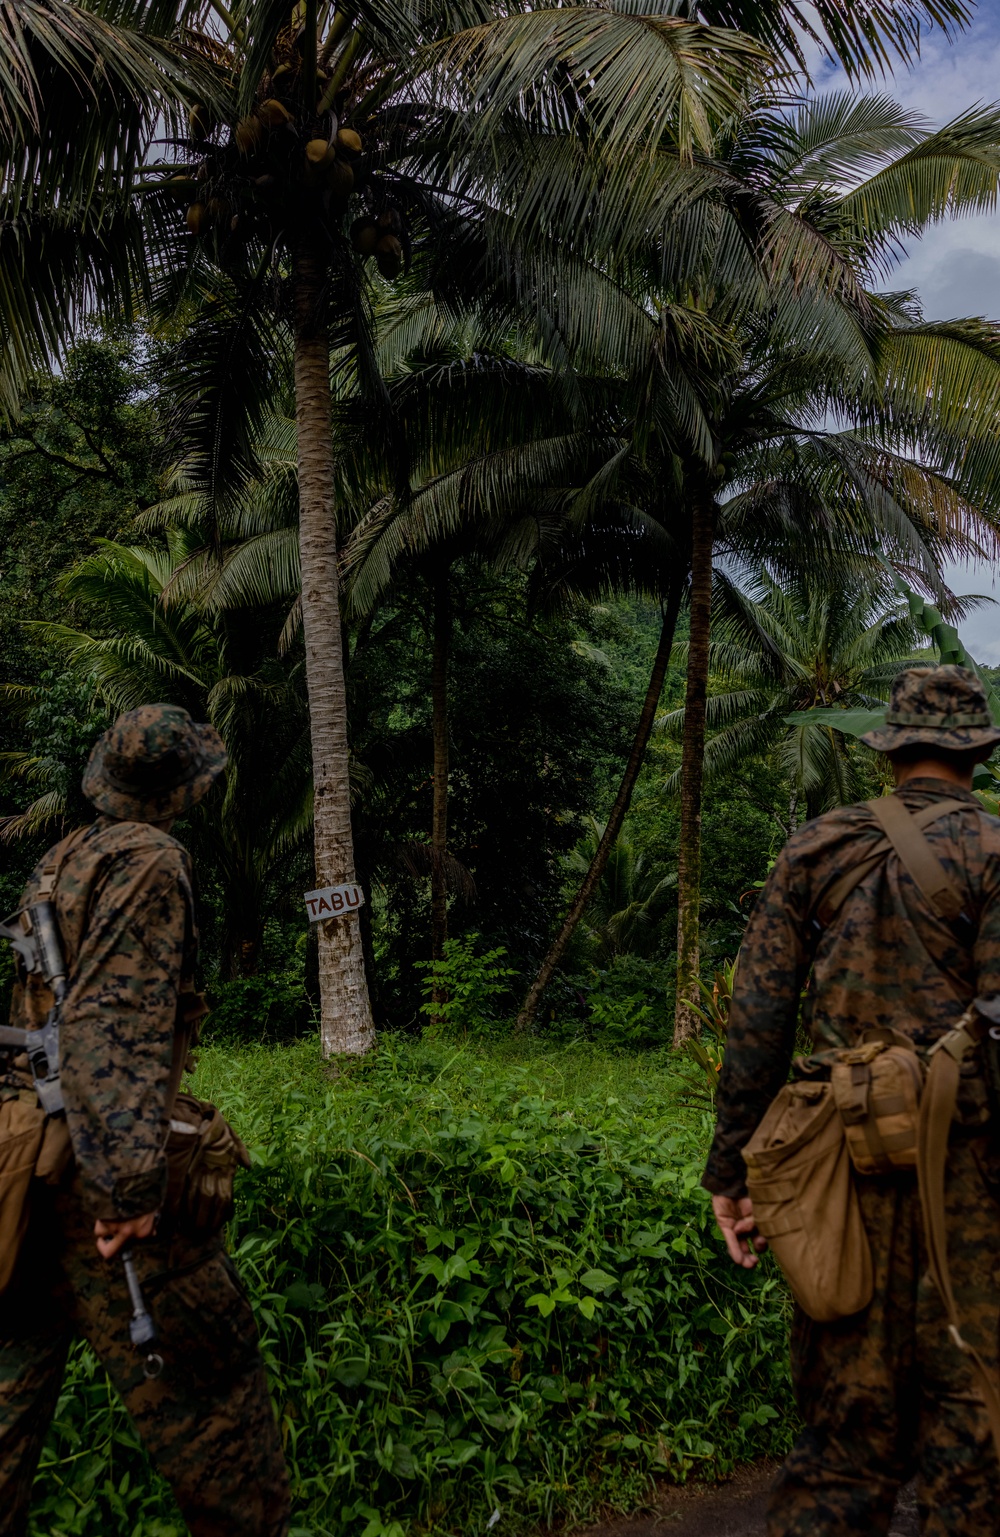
[702,841,811,1198]
[59,844,192,1221]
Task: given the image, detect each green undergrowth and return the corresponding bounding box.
[30,1038,795,1537]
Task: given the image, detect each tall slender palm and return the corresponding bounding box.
[636,93,1000,1042]
[519,85,1000,1029]
[145,0,770,1053]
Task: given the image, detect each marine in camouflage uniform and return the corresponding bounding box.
[704,667,1000,1536]
[0,705,290,1537]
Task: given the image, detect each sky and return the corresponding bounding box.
[806,4,1000,659]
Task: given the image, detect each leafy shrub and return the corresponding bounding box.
[587,989,661,1049]
[571,956,675,1049]
[30,1040,795,1537]
[678,959,738,1105]
[416,934,516,1038]
[204,970,312,1044]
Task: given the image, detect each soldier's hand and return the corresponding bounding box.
[94,1212,158,1261]
[711,1194,767,1269]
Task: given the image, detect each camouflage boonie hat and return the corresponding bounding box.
[861,665,1000,754]
[82,704,228,822]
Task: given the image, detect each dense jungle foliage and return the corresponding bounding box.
[0,335,789,1039]
[30,1040,793,1537]
[6,0,1000,1532]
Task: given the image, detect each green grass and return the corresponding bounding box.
[29,1037,795,1537]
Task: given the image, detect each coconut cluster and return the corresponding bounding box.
[164,39,409,282]
[171,105,364,240]
[349,207,404,278]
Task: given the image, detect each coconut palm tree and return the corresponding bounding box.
[659,564,930,819]
[146,0,775,1054]
[516,85,1000,1029]
[3,0,769,1054]
[527,88,1000,1042]
[659,91,1000,1041]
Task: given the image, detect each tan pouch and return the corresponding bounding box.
[35,1115,73,1185]
[0,1093,46,1294]
[744,1080,873,1322]
[165,1092,251,1237]
[831,1036,925,1175]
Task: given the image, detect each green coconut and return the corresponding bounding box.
[326,159,354,199]
[375,233,403,278]
[258,98,293,128]
[350,217,378,255]
[336,127,363,158]
[235,116,266,155]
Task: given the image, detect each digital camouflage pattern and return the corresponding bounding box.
[769,1136,1000,1537]
[5,817,202,1220]
[704,778,1000,1198]
[1,800,290,1535]
[0,1172,290,1537]
[705,773,1000,1535]
[861,664,1000,755]
[82,703,227,823]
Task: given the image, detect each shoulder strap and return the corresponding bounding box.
[868,794,968,922]
[816,797,976,929]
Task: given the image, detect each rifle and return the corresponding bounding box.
[0,903,66,1115]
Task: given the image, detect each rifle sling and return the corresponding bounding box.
[919,1012,1000,1465]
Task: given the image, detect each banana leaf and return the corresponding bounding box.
[783,576,1000,790]
[783,706,886,738]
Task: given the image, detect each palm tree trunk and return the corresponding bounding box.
[430,562,450,966]
[673,492,715,1047]
[292,240,375,1057]
[515,578,684,1031]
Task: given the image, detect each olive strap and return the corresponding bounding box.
[868,794,967,921]
[815,798,974,929]
[918,1013,1000,1464]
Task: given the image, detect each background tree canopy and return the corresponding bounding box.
[6,2,1000,1534]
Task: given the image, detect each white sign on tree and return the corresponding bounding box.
[303,884,365,922]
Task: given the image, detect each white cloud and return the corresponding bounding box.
[941,555,1000,663]
[883,13,1000,662]
[802,7,1000,322]
[798,12,1000,662]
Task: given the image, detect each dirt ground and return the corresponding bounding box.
[569,1465,919,1537]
